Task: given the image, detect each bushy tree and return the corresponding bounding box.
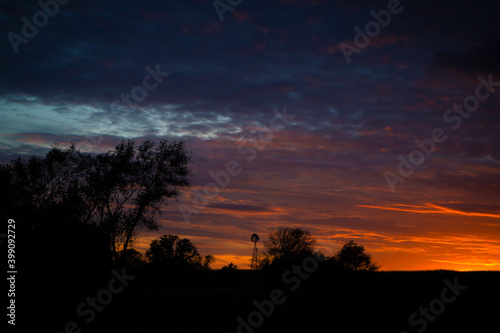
[146,234,214,270]
[86,139,191,261]
[334,240,380,271]
[121,248,147,269]
[263,227,316,266]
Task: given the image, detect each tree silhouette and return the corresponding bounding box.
[0,139,191,263]
[334,240,380,271]
[0,145,91,228]
[201,254,215,270]
[122,248,147,269]
[221,263,238,271]
[146,234,214,270]
[263,227,316,265]
[86,139,191,261]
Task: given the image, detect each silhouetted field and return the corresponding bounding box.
[11,225,499,332]
[27,268,499,333]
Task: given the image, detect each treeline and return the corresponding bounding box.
[0,141,380,276]
[251,227,380,272]
[0,139,191,269]
[111,227,381,274]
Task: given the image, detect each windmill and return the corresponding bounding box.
[250,233,259,270]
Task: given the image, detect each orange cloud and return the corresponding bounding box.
[358,203,500,218]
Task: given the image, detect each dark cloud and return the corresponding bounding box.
[433,39,500,76]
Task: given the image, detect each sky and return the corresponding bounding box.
[1,0,500,270]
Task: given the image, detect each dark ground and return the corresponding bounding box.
[18,267,499,333]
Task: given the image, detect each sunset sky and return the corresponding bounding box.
[1,0,499,270]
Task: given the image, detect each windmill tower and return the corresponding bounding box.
[250,233,259,270]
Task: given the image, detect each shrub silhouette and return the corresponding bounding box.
[146,234,214,270]
[261,227,316,268]
[221,263,238,271]
[332,240,381,271]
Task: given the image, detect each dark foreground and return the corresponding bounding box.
[16,267,500,333]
